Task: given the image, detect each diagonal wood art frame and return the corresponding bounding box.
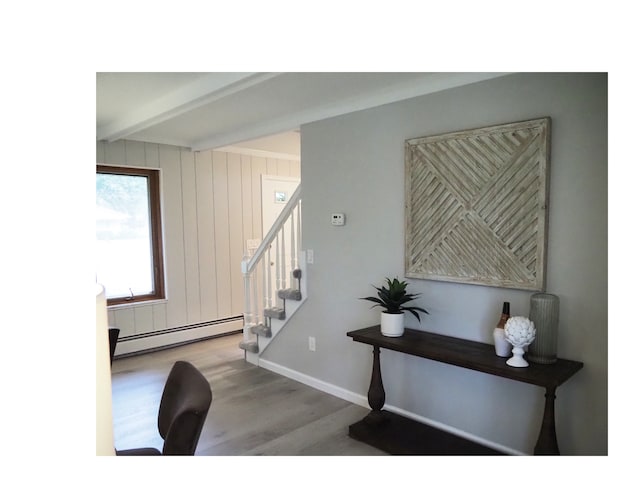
[404,118,551,291]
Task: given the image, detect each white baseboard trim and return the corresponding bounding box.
[114,319,243,356]
[258,358,525,456]
[259,359,368,407]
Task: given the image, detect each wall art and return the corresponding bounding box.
[404,118,550,291]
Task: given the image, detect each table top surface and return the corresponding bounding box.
[347,325,583,389]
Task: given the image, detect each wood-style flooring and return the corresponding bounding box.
[111,332,385,456]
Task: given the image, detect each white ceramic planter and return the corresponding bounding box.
[381,312,405,337]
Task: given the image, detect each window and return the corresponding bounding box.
[96,165,165,306]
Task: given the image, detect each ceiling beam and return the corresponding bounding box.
[97,72,282,142]
[190,72,512,151]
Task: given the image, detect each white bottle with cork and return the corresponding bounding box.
[493,302,512,357]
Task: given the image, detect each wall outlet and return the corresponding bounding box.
[308,336,316,352]
[307,249,314,264]
[331,213,345,226]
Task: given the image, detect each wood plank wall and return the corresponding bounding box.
[96,140,300,343]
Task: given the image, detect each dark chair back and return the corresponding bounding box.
[157,361,213,455]
[108,327,120,365]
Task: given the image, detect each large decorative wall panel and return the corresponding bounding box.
[404,118,550,291]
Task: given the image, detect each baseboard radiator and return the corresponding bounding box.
[113,316,243,358]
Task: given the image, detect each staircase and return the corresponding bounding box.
[239,184,305,364]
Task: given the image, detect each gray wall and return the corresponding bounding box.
[262,73,607,455]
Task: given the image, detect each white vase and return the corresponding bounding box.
[380,312,405,337]
[493,328,512,357]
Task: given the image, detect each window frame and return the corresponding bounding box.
[96,164,165,306]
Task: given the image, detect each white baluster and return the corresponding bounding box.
[252,265,259,328]
[242,256,252,343]
[280,228,286,289]
[275,235,281,292]
[266,244,272,310]
[296,201,302,257]
[290,210,295,279]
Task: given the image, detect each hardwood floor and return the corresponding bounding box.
[111,332,385,456]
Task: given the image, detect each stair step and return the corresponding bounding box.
[250,324,272,337]
[278,288,302,301]
[239,341,259,353]
[264,307,286,320]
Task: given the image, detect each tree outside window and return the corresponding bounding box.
[96,165,165,305]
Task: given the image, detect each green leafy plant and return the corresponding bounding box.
[360,277,429,321]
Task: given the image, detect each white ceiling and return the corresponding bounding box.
[96,72,511,155]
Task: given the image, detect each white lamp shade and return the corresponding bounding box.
[96,283,115,455]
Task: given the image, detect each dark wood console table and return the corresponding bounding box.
[346,326,583,455]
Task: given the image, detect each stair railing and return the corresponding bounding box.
[240,184,301,352]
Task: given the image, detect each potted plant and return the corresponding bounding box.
[360,277,428,337]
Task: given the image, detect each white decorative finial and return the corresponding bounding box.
[504,316,536,367]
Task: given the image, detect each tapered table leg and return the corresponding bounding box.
[365,346,386,424]
[534,386,560,455]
